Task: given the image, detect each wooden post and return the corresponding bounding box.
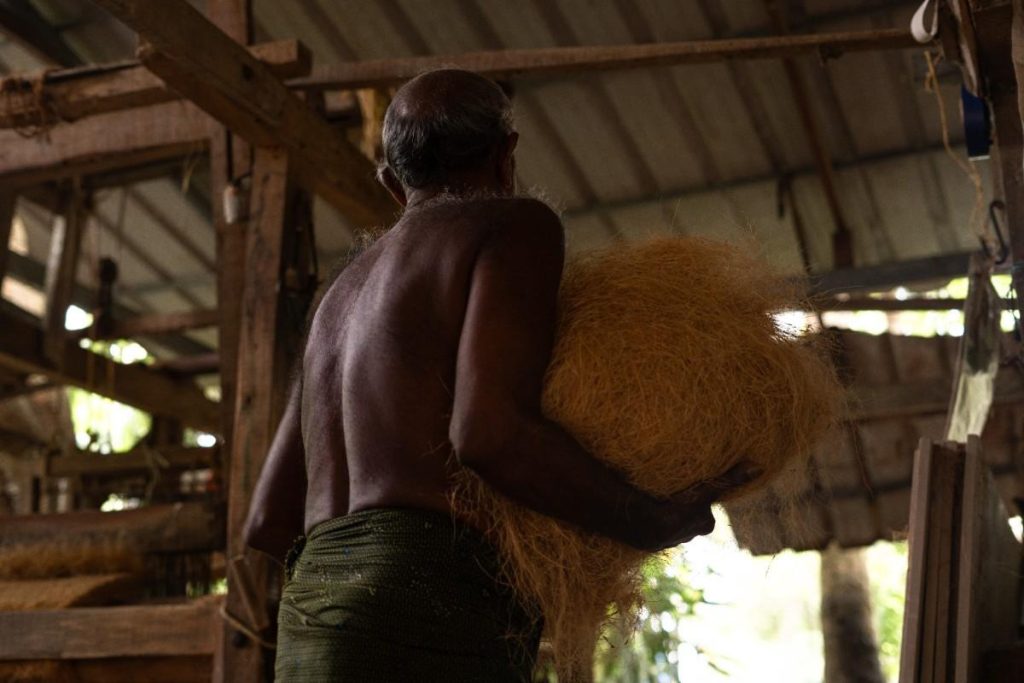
[42,187,86,365]
[217,147,311,682]
[0,191,14,288]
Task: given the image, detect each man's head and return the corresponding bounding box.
[377,69,518,205]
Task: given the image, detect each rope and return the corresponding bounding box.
[923,50,992,248]
[218,604,277,650]
[0,69,63,139]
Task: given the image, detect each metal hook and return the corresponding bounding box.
[982,200,1010,264]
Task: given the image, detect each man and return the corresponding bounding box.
[243,69,752,682]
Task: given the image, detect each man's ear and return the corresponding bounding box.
[378,165,407,207]
[498,132,519,193]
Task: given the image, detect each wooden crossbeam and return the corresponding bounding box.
[81,308,220,340]
[0,501,223,552]
[851,368,1024,421]
[0,100,209,187]
[0,306,219,432]
[294,28,922,90]
[48,445,217,477]
[806,251,979,295]
[93,0,393,228]
[0,598,221,660]
[0,40,310,130]
[813,297,982,312]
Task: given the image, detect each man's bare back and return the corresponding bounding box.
[301,196,536,531]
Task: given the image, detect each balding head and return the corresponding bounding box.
[379,70,516,194]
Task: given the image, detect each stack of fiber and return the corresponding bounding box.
[453,236,841,681]
[0,539,144,682]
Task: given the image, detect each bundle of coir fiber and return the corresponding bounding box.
[452,236,841,681]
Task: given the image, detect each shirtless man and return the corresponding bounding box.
[243,69,753,682]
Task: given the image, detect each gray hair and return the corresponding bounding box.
[379,70,515,190]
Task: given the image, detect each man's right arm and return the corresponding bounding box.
[449,200,740,551]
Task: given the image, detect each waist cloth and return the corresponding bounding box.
[275,507,542,682]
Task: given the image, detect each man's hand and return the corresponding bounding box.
[634,464,762,552]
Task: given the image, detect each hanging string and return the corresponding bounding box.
[923,50,992,249]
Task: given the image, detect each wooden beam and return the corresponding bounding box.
[0,598,221,660]
[42,189,87,365]
[0,501,223,553]
[806,251,978,295]
[293,28,923,91]
[851,367,1024,421]
[0,306,219,432]
[813,297,982,312]
[82,308,219,340]
[0,40,311,130]
[152,352,220,376]
[0,191,14,285]
[0,100,209,188]
[219,147,298,680]
[93,0,393,228]
[48,446,216,477]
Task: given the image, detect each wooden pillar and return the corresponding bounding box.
[0,191,15,288]
[42,187,86,366]
[216,147,312,682]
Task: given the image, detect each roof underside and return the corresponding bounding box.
[0,0,991,364]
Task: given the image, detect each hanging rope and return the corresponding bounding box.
[0,69,64,139]
[923,50,991,250]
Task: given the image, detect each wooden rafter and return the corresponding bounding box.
[762,0,854,267]
[83,308,220,340]
[0,191,15,285]
[92,0,394,228]
[0,40,311,130]
[48,445,216,477]
[293,28,923,91]
[0,306,219,432]
[0,100,209,187]
[806,250,978,295]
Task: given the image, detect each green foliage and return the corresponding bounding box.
[68,338,153,454]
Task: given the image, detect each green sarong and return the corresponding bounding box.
[275,507,542,682]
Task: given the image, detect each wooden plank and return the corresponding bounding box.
[814,297,985,312]
[0,40,311,130]
[42,189,86,365]
[93,0,393,229]
[82,309,220,340]
[0,597,221,659]
[899,438,939,683]
[0,307,219,432]
[48,446,216,477]
[0,101,209,187]
[294,28,924,90]
[953,436,1022,683]
[0,501,223,553]
[0,191,15,286]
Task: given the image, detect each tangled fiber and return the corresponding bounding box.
[452,236,841,681]
[0,538,143,580]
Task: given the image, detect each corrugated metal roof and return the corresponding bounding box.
[727,329,1024,555]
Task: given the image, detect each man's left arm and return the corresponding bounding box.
[242,379,307,564]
